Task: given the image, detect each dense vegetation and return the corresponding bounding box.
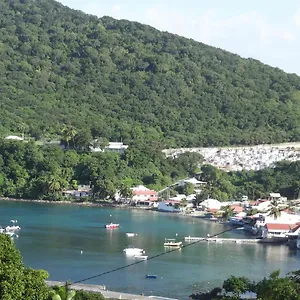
[0,139,202,200]
[190,269,300,300]
[0,139,300,201]
[1,0,300,147]
[198,161,300,201]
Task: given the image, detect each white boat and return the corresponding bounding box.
[5,225,21,231]
[133,255,148,260]
[126,233,136,237]
[229,217,244,226]
[123,245,145,255]
[5,231,16,237]
[10,219,17,223]
[297,233,300,250]
[164,238,182,247]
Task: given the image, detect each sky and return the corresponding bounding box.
[58,0,300,75]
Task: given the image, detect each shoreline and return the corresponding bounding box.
[0,196,122,207]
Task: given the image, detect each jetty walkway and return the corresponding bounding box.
[184,237,260,244]
[46,281,178,300]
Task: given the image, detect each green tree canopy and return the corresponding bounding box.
[0,234,49,300]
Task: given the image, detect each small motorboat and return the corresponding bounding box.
[6,225,21,231]
[123,245,145,255]
[163,238,182,247]
[126,233,136,237]
[146,274,157,279]
[104,223,119,229]
[10,219,17,223]
[133,255,148,260]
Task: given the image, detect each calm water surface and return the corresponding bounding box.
[1,200,300,299]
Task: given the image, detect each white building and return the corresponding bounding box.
[90,142,128,154]
[131,185,158,202]
[200,199,222,210]
[157,201,182,213]
[5,135,24,141]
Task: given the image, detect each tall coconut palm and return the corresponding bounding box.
[61,125,77,149]
[118,183,132,201]
[268,199,281,220]
[17,122,28,140]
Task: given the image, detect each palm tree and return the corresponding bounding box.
[118,183,132,201]
[268,199,281,220]
[222,205,235,220]
[17,122,28,140]
[61,125,77,149]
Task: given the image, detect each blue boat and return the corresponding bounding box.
[146,274,157,279]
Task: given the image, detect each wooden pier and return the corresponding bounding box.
[184,237,260,244]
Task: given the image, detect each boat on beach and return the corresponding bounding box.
[164,238,182,247]
[104,223,119,229]
[123,245,145,255]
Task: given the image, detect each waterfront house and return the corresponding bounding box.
[244,211,300,235]
[261,223,297,239]
[157,201,182,213]
[63,185,92,199]
[131,185,158,202]
[200,199,222,210]
[251,199,271,212]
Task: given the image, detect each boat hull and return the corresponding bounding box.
[259,237,288,244]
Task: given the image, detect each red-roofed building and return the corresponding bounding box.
[131,185,158,202]
[261,223,297,239]
[230,205,244,213]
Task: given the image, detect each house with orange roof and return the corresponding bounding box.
[131,185,158,202]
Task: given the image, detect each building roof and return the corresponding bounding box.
[106,142,128,150]
[266,223,296,231]
[270,193,281,198]
[184,178,207,185]
[5,135,24,140]
[131,185,149,191]
[230,205,244,213]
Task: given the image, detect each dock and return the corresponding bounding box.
[184,237,260,244]
[46,280,178,300]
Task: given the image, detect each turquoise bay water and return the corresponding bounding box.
[1,200,300,299]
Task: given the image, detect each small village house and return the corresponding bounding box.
[131,185,158,204]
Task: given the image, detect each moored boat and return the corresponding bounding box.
[123,245,145,255]
[104,223,119,229]
[146,274,157,279]
[6,225,21,231]
[126,232,136,237]
[133,255,148,260]
[297,233,300,250]
[163,238,182,247]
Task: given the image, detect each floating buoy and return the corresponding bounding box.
[80,250,83,254]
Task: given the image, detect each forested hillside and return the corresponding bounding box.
[1,0,300,147]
